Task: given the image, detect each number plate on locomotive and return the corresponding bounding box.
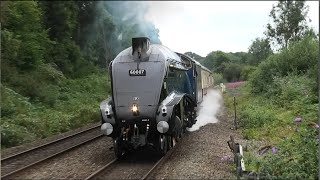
[129,69,146,76]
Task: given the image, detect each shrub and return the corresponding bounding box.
[223,63,242,82]
[1,72,111,149]
[1,121,37,148]
[1,85,34,117]
[68,108,100,129]
[269,74,318,110]
[259,127,318,179]
[238,102,277,129]
[212,73,224,85]
[240,65,256,81]
[249,36,319,94]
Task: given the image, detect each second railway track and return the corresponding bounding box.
[1,124,102,179]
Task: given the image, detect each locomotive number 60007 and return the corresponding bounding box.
[129,69,146,76]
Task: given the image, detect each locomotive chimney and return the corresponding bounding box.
[132,37,150,61]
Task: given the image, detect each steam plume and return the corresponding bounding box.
[187,89,222,132]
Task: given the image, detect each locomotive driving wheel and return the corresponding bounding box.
[113,138,123,159]
[175,116,183,141]
[167,135,173,150]
[158,135,168,156]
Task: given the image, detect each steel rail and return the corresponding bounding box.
[84,159,118,180]
[1,134,103,179]
[141,147,176,180]
[2,124,100,161]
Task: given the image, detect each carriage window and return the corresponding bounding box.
[166,69,188,93]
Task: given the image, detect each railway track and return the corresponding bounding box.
[85,144,177,180]
[1,124,103,179]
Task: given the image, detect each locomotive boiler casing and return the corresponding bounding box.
[111,46,166,121]
[100,39,188,138]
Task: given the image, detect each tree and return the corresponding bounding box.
[184,52,204,62]
[39,1,91,77]
[240,65,256,80]
[75,1,97,48]
[265,0,311,50]
[40,1,79,41]
[203,51,241,73]
[213,51,231,73]
[248,38,273,65]
[223,63,242,82]
[2,1,49,70]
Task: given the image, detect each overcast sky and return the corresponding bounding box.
[145,1,319,57]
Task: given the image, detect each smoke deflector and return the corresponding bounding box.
[132,37,150,61]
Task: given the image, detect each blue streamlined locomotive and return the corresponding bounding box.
[100,37,213,158]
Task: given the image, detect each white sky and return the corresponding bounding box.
[145,1,319,57]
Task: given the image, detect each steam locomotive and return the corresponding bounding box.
[100,37,213,158]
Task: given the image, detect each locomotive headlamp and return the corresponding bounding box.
[132,104,138,112]
[132,103,139,116]
[157,121,169,133]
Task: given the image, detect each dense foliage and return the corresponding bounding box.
[184,51,205,63]
[1,1,160,148]
[250,36,318,94]
[248,38,273,65]
[225,66,318,178]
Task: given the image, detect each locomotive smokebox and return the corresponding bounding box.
[132,37,150,61]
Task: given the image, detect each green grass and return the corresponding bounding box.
[223,80,318,179]
[1,73,111,149]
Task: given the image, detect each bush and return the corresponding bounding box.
[212,73,224,85]
[240,65,256,81]
[223,63,242,82]
[249,36,319,94]
[269,74,318,110]
[1,85,34,118]
[1,121,37,148]
[68,108,101,129]
[239,103,277,129]
[259,127,318,179]
[1,73,110,149]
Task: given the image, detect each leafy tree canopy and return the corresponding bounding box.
[265,0,311,50]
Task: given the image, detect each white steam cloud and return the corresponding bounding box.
[187,89,222,132]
